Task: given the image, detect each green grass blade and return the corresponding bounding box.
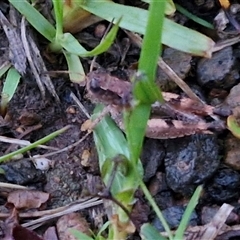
[60,19,120,57]
[92,105,143,222]
[0,125,71,162]
[124,0,165,164]
[2,67,21,102]
[52,0,63,38]
[139,1,164,83]
[142,0,176,15]
[59,33,87,54]
[140,180,173,239]
[63,51,85,83]
[9,0,56,42]
[92,105,131,192]
[124,104,151,164]
[140,223,167,240]
[132,73,163,103]
[174,185,203,239]
[78,0,215,57]
[175,3,214,29]
[70,229,94,240]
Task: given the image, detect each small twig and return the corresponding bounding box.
[213,36,240,52]
[0,182,27,189]
[5,124,42,154]
[158,58,204,104]
[21,17,60,101]
[0,136,58,150]
[0,9,26,74]
[20,17,45,98]
[21,197,103,229]
[70,91,90,118]
[124,30,204,105]
[89,20,113,72]
[33,105,111,159]
[35,131,91,158]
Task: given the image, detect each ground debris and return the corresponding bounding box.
[160,203,234,240]
[7,190,49,209]
[0,8,26,75]
[0,208,43,240]
[56,212,91,240]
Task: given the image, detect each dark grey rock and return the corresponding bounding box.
[206,166,240,202]
[164,134,219,195]
[1,158,45,185]
[141,139,165,182]
[197,46,238,89]
[152,206,198,231]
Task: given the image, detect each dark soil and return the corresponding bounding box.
[1,0,240,239]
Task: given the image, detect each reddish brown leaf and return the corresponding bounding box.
[12,225,43,240]
[7,190,49,209]
[56,213,90,240]
[43,226,58,240]
[1,208,43,240]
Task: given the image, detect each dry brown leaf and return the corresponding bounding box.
[43,226,58,240]
[7,190,49,209]
[80,119,93,132]
[56,212,90,240]
[81,149,91,167]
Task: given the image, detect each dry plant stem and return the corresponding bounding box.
[157,58,204,104]
[213,36,240,52]
[88,105,112,129]
[124,30,204,105]
[200,203,234,240]
[0,61,11,71]
[0,136,58,150]
[20,17,45,98]
[89,21,113,72]
[0,182,27,189]
[0,10,26,74]
[5,124,42,154]
[70,91,90,118]
[21,197,103,229]
[21,18,59,101]
[35,131,91,158]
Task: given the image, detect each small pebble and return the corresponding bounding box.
[1,158,45,185]
[156,47,192,91]
[205,166,240,202]
[94,24,106,38]
[141,139,165,182]
[152,206,198,231]
[164,134,219,195]
[197,46,237,89]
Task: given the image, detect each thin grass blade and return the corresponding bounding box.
[92,105,143,222]
[60,19,120,57]
[78,0,215,57]
[2,67,21,102]
[0,126,71,162]
[9,0,56,42]
[174,185,203,239]
[140,223,168,240]
[63,51,85,83]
